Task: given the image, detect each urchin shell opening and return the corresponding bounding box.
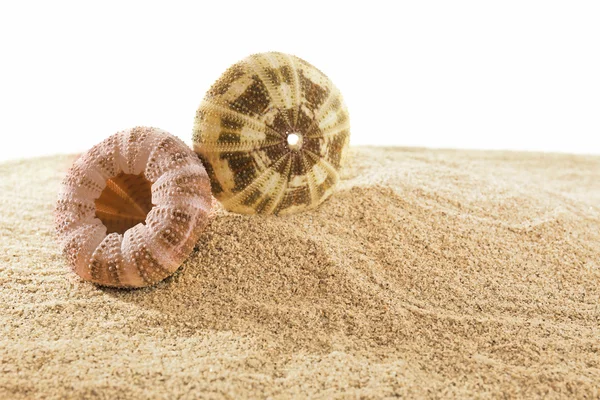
[94,172,154,235]
[286,132,302,150]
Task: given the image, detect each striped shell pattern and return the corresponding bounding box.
[193,52,350,215]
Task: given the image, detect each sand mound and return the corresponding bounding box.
[1,147,599,398]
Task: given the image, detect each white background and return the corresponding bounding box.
[1,1,599,162]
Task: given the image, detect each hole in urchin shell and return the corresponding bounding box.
[94,172,154,235]
[287,133,302,150]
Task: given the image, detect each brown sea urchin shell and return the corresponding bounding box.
[55,127,212,288]
[193,52,350,215]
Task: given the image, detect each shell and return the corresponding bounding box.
[54,127,212,288]
[192,52,350,215]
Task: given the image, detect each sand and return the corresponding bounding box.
[0,147,599,399]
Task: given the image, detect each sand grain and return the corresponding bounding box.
[1,147,599,399]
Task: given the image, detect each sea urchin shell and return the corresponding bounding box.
[55,127,212,288]
[193,51,350,215]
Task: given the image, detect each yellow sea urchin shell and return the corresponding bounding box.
[193,52,350,215]
[55,127,212,288]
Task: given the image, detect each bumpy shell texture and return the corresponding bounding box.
[193,52,350,215]
[55,127,212,288]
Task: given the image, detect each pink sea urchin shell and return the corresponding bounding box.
[55,127,212,288]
